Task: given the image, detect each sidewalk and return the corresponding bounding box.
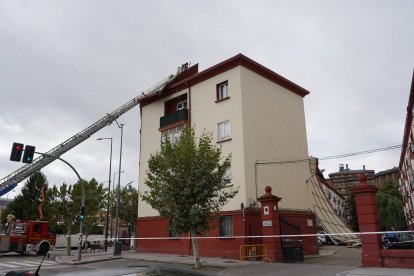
[54,249,245,267]
[54,248,414,276]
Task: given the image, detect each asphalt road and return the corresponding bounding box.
[0,246,367,276]
[0,254,215,276]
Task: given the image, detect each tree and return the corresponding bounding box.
[376,180,406,230]
[142,126,238,269]
[71,178,106,236]
[119,185,138,236]
[47,183,74,234]
[4,171,49,222]
[346,192,359,232]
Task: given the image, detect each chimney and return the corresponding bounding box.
[346,164,349,171]
[363,165,366,171]
[339,164,344,171]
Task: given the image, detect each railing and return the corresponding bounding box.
[160,109,188,128]
[240,244,271,262]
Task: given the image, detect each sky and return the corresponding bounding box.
[1,1,413,198]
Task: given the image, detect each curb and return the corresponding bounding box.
[55,255,122,265]
[72,256,122,265]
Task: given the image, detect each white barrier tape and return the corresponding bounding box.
[100,230,411,241]
[78,230,412,242]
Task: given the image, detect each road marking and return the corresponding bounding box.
[5,261,34,267]
[0,263,19,268]
[0,265,71,275]
[41,260,57,265]
[20,260,55,266]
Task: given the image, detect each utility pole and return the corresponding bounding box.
[113,120,124,256]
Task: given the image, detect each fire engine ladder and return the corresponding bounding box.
[0,67,185,197]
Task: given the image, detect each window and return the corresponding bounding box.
[216,81,229,101]
[223,167,232,187]
[34,223,41,233]
[218,120,231,141]
[176,100,187,111]
[224,167,232,181]
[161,126,183,144]
[164,95,187,115]
[219,216,233,237]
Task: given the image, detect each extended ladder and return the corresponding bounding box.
[0,67,186,197]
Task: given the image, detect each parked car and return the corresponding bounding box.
[318,231,335,245]
[318,234,326,245]
[383,231,414,249]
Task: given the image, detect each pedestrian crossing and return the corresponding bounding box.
[0,259,57,269]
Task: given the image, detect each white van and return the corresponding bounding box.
[55,234,105,249]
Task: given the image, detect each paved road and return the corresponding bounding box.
[0,254,71,275]
[4,246,411,276]
[304,245,362,266]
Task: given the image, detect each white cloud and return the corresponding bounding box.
[0,0,413,198]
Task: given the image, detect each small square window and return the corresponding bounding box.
[216,81,229,101]
[218,120,231,141]
[219,216,233,237]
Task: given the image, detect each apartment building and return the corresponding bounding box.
[399,71,414,230]
[328,164,375,199]
[375,167,399,188]
[319,177,348,223]
[136,54,315,258]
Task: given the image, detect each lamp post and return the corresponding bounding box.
[113,171,125,192]
[113,120,124,256]
[97,137,112,252]
[111,170,125,240]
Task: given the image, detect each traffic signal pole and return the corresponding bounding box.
[32,151,86,261]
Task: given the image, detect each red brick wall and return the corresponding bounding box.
[381,249,414,268]
[136,208,318,260]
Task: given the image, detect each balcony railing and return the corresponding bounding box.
[160,109,188,128]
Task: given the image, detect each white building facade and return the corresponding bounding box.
[138,54,312,219]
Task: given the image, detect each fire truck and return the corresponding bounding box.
[0,220,55,255]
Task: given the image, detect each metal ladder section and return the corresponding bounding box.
[0,69,183,197]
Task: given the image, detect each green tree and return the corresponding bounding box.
[376,180,406,230]
[142,126,238,269]
[4,171,49,222]
[47,183,74,234]
[346,192,359,232]
[71,178,106,236]
[119,185,138,236]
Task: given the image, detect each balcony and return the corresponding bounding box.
[160,109,188,129]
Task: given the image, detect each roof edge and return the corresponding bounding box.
[399,69,414,169]
[170,53,310,97]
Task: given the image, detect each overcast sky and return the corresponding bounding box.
[1,1,413,198]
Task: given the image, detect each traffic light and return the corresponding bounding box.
[10,143,24,162]
[79,206,85,221]
[22,145,36,164]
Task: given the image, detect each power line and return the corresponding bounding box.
[256,144,402,165]
[319,144,402,160]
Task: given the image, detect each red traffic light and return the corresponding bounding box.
[10,142,24,162]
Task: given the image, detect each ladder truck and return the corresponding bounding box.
[0,64,190,197]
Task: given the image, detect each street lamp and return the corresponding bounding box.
[113,120,124,256]
[113,171,125,191]
[97,137,112,252]
[124,180,134,189]
[109,170,124,240]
